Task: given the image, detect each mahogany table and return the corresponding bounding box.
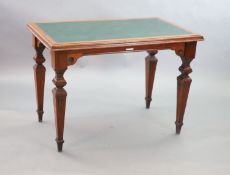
[27,18,204,152]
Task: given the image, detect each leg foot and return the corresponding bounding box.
[145,50,158,109]
[56,139,64,152]
[37,110,44,122]
[145,97,152,109]
[175,121,183,134]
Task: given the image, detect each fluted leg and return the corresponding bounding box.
[175,42,197,134]
[52,69,67,152]
[145,50,158,108]
[33,37,46,122]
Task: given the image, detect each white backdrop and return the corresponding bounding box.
[0,1,230,175]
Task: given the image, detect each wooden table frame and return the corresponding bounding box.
[28,18,204,152]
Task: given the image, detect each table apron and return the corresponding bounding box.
[66,42,185,56]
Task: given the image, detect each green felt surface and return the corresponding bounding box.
[37,18,192,43]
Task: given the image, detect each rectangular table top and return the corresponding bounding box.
[27,18,203,51]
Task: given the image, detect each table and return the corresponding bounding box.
[27,17,204,152]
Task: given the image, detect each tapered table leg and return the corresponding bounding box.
[51,51,69,152]
[145,50,158,108]
[52,69,67,152]
[175,42,197,134]
[33,37,46,122]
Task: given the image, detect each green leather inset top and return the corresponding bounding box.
[37,18,192,43]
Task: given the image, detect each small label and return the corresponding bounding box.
[126,48,134,51]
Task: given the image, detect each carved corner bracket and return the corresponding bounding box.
[67,53,83,66]
[174,42,197,60]
[175,48,184,58]
[33,37,46,64]
[175,42,197,80]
